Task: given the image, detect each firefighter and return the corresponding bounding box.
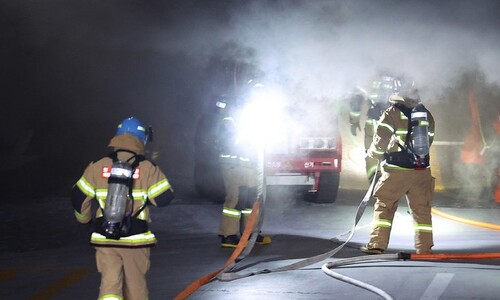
[350,73,396,181]
[71,116,175,300]
[217,104,271,248]
[360,79,436,255]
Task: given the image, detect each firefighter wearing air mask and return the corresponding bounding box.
[71,116,175,300]
[350,74,396,181]
[360,79,436,255]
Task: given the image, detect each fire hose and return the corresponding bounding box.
[176,154,500,299]
[175,140,268,299]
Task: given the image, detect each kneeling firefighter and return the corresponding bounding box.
[360,78,436,255]
[72,116,175,300]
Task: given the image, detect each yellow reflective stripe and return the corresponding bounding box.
[373,148,385,155]
[395,136,406,146]
[239,157,250,163]
[383,163,429,170]
[132,189,148,201]
[374,219,392,228]
[223,207,241,218]
[400,112,408,119]
[241,208,252,215]
[99,294,123,300]
[415,224,433,232]
[419,120,429,126]
[429,132,435,137]
[137,209,147,220]
[74,210,91,223]
[350,112,361,117]
[378,122,394,133]
[97,189,147,201]
[91,231,156,244]
[148,179,171,199]
[76,177,95,197]
[95,189,107,201]
[367,165,378,178]
[97,198,105,209]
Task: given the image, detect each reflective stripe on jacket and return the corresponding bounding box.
[73,150,172,248]
[367,102,435,170]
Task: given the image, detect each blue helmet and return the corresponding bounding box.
[116,117,150,145]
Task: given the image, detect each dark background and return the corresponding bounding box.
[2,0,500,200]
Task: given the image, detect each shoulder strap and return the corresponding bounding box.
[108,150,145,167]
[393,102,411,118]
[392,103,413,150]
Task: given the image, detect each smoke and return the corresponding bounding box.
[211,0,500,100]
[2,0,499,200]
[6,0,499,100]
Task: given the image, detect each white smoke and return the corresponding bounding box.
[214,0,500,100]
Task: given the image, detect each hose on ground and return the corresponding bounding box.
[322,254,398,300]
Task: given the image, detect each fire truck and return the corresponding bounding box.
[193,84,342,203]
[262,94,342,203]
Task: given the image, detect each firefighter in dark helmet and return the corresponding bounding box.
[217,84,272,248]
[360,78,436,255]
[71,116,175,299]
[350,73,396,182]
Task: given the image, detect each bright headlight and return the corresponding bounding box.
[237,87,288,145]
[299,137,337,150]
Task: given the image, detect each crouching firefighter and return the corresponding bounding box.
[360,79,436,255]
[71,116,175,300]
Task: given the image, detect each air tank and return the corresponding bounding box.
[104,161,133,230]
[411,104,430,158]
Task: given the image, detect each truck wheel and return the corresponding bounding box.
[304,173,340,203]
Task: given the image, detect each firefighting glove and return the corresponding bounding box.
[350,123,361,136]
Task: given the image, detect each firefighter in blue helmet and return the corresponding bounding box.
[72,116,175,299]
[360,79,436,255]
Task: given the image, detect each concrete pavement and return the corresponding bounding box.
[1,187,500,299]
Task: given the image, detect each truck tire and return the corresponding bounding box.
[304,172,340,203]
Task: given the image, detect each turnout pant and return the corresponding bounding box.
[367,167,435,254]
[95,247,151,300]
[219,163,257,237]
